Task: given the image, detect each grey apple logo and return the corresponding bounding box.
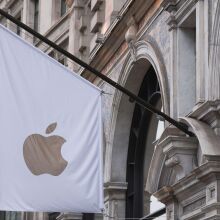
[23,122,67,176]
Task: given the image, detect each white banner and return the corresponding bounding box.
[0,24,103,213]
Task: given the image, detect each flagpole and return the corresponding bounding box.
[0,9,194,137]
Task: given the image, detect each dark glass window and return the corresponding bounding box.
[34,0,39,31]
[49,212,59,220]
[126,66,162,219]
[16,15,21,36]
[0,211,5,220]
[61,0,67,16]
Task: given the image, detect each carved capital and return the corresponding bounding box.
[167,12,177,31]
[125,18,138,63]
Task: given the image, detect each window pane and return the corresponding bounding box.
[49,212,59,220]
[61,0,67,16]
[5,212,21,220]
[34,0,39,31]
[0,211,5,219]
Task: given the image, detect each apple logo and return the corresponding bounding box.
[23,122,68,176]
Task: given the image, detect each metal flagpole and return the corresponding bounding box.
[140,207,166,219]
[0,9,194,137]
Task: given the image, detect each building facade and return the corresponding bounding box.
[0,0,220,219]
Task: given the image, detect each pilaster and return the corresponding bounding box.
[209,0,220,101]
[196,0,209,104]
[22,0,35,42]
[165,6,178,119]
[67,0,84,71]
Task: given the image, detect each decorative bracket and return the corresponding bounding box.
[125,17,138,63]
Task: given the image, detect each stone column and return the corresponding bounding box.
[104,182,127,220]
[22,0,35,43]
[196,0,209,103]
[166,10,178,119]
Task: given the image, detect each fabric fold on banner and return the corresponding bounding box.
[0,24,103,213]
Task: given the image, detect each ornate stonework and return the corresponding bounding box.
[65,0,74,8]
[209,0,220,100]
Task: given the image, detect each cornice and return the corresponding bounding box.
[174,0,197,24]
[189,101,220,130]
[0,0,18,10]
[36,12,70,50]
[161,0,180,12]
[155,161,220,202]
[164,0,198,30]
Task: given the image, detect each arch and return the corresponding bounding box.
[106,37,169,185]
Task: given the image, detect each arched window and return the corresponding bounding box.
[126,66,164,218]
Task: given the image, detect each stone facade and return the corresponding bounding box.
[0,0,220,219]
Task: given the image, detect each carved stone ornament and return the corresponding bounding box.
[161,0,178,12]
[167,11,177,30]
[65,0,74,8]
[162,135,197,181]
[165,156,180,168]
[125,20,138,63]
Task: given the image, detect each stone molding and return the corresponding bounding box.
[164,0,198,30]
[161,0,179,12]
[104,182,127,201]
[57,213,82,220]
[190,101,220,133]
[146,126,184,194]
[0,0,18,10]
[154,161,220,219]
[36,12,70,52]
[135,37,170,114]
